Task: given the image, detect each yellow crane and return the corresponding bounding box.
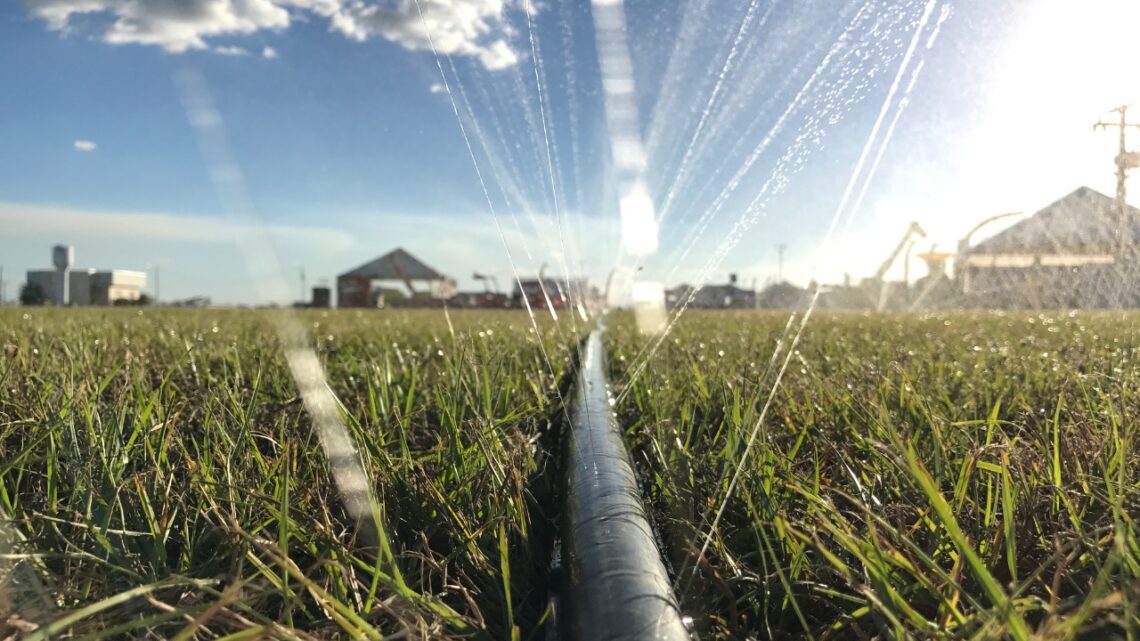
[854,221,926,311]
[870,221,926,282]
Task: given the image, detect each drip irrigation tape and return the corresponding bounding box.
[560,329,690,641]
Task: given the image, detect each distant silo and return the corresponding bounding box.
[312,286,331,309]
[51,245,74,306]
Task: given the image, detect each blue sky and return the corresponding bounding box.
[2,0,1139,304]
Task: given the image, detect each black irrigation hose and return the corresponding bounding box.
[560,329,690,641]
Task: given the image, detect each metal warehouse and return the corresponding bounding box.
[960,187,1140,308]
[336,248,456,308]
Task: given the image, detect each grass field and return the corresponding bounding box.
[1,307,1138,640]
[607,311,1140,640]
[0,308,576,640]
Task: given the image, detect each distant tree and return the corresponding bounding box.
[759,281,807,309]
[19,283,46,306]
[112,294,153,307]
[173,296,210,308]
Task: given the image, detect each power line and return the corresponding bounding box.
[1093,104,1140,253]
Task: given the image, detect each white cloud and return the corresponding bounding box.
[0,202,357,249]
[26,0,524,69]
[262,45,278,58]
[27,0,290,53]
[475,38,517,70]
[213,44,250,56]
[24,0,107,31]
[329,0,519,70]
[73,139,97,152]
[429,82,444,94]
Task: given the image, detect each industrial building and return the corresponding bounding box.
[806,185,1140,311]
[24,245,147,306]
[959,187,1139,308]
[666,274,756,309]
[337,248,456,308]
[512,276,591,310]
[311,286,331,309]
[949,107,1140,309]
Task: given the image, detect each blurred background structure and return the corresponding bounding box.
[23,245,147,306]
[335,248,456,308]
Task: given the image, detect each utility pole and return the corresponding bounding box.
[299,266,307,303]
[154,265,160,304]
[776,243,788,282]
[1094,105,1140,254]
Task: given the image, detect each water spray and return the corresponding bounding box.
[591,0,665,332]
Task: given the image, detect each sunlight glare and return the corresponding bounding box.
[620,182,659,257]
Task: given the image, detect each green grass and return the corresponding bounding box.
[0,308,576,639]
[4,307,1139,640]
[607,310,1140,640]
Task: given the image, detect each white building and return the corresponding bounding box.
[25,246,147,306]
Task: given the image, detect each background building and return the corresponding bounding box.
[666,274,756,309]
[960,187,1138,308]
[511,277,590,310]
[24,245,147,306]
[337,248,456,308]
[311,286,331,309]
